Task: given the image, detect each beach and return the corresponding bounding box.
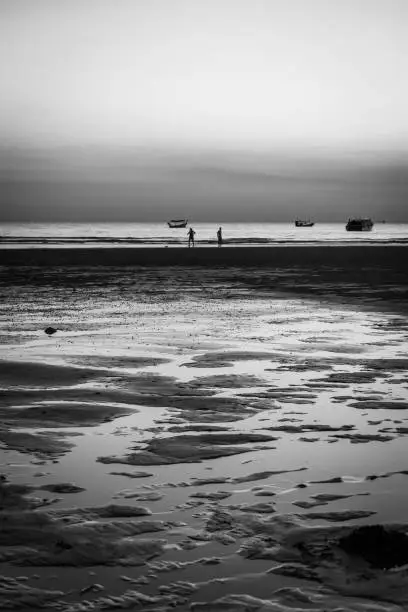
[3,0,408,605]
[3,243,408,268]
[1,248,408,611]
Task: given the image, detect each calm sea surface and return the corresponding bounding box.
[1,222,407,247]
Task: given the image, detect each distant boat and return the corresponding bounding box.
[295,219,315,227]
[167,219,188,228]
[346,218,374,232]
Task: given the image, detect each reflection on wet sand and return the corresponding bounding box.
[1,265,408,610]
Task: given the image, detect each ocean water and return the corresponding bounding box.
[0,221,407,247]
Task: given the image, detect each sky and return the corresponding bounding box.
[1,0,408,221]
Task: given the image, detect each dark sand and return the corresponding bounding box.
[2,244,408,269]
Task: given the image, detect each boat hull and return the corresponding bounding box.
[346,226,373,231]
[168,221,188,228]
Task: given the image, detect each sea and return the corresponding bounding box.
[0,221,407,247]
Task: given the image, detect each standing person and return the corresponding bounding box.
[188,227,196,248]
[217,226,223,247]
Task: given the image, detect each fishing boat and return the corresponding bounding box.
[167,219,188,228]
[345,218,374,231]
[295,219,315,227]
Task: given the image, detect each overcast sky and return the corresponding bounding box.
[1,0,408,221]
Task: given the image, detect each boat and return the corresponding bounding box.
[295,219,315,227]
[167,219,188,228]
[345,218,374,231]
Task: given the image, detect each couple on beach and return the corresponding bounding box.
[188,227,223,248]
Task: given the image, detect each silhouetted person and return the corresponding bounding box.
[217,226,223,247]
[188,227,196,248]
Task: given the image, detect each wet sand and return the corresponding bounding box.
[1,260,408,611]
[2,244,408,268]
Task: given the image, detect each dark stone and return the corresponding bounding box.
[338,525,408,569]
[44,327,57,335]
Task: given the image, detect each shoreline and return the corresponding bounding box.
[1,244,408,267]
